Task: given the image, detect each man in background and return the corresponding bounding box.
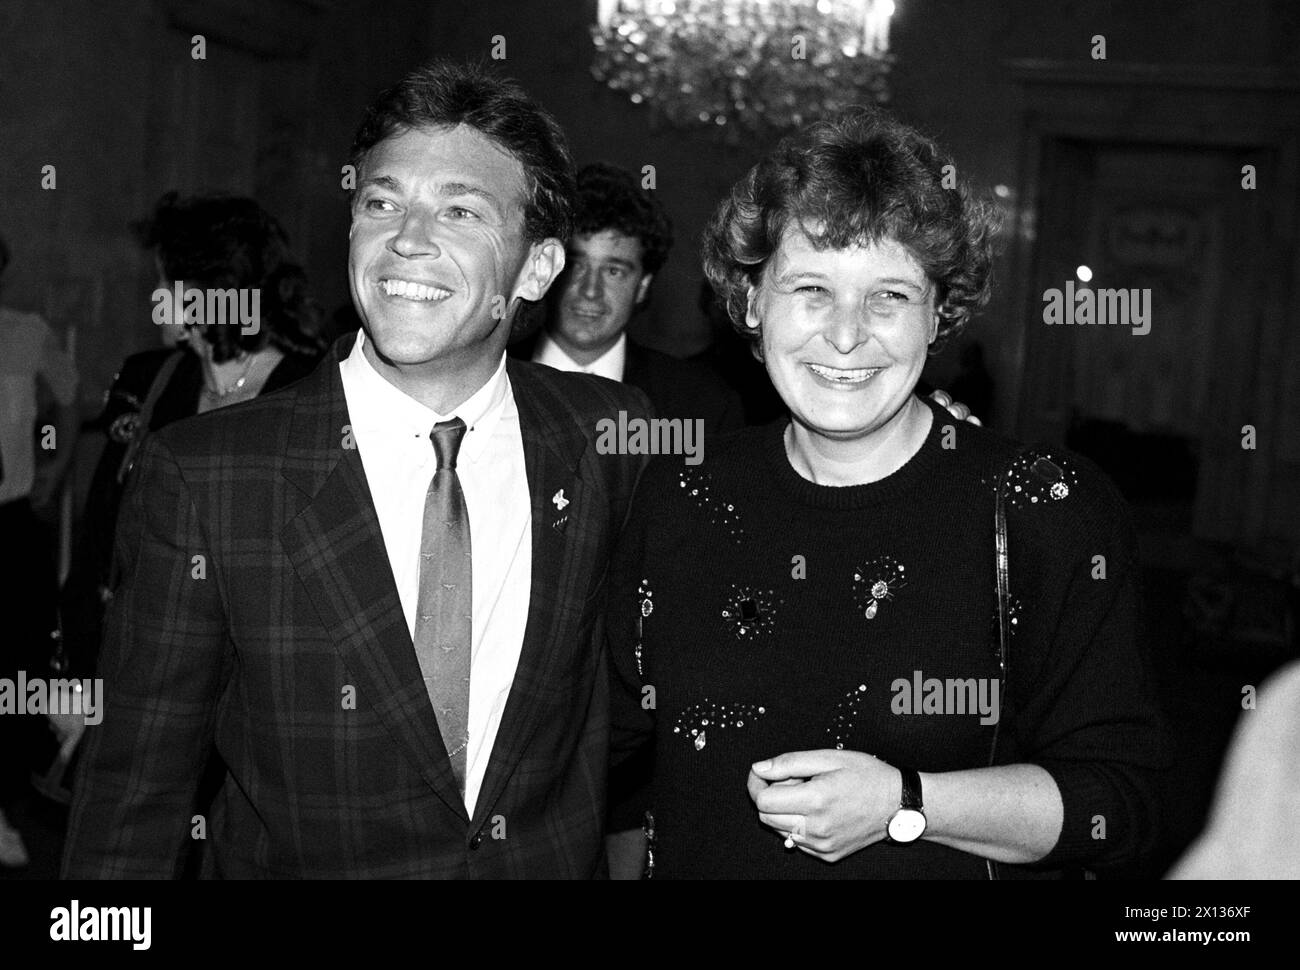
[514,162,744,436]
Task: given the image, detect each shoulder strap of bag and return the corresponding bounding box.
[105,350,185,595]
[986,444,1030,879]
[115,350,185,486]
[988,445,1026,769]
[986,446,1083,880]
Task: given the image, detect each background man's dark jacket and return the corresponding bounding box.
[512,333,744,436]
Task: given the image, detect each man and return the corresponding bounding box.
[63,62,650,878]
[0,233,80,868]
[513,162,744,435]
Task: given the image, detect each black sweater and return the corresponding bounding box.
[609,397,1169,879]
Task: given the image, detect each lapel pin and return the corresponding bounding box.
[552,489,569,511]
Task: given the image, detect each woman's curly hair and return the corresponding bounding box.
[135,192,326,362]
[701,107,998,352]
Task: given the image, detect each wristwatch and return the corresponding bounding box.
[885,765,927,843]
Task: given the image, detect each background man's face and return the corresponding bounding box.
[348,124,537,373]
[550,229,651,359]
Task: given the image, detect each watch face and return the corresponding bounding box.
[888,808,927,843]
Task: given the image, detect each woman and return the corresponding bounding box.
[60,193,325,683]
[608,108,1169,878]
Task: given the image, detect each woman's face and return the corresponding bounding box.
[748,229,938,441]
[155,275,208,351]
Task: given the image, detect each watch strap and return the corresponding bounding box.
[898,764,923,811]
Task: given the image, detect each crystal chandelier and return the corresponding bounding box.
[591,0,896,139]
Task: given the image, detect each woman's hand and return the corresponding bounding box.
[747,749,900,862]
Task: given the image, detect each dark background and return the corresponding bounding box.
[2,0,1297,878]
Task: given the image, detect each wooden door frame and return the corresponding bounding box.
[1003,61,1300,542]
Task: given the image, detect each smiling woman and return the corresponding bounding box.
[748,234,937,474]
[607,106,1170,879]
[711,109,997,482]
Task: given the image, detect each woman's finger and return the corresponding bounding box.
[758,812,806,834]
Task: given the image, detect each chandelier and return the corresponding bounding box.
[591,0,896,139]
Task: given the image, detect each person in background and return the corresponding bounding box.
[512,162,744,436]
[60,194,325,682]
[0,232,81,867]
[1167,659,1300,879]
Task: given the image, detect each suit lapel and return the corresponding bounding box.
[279,333,468,823]
[472,359,591,828]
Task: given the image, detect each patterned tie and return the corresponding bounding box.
[412,417,472,795]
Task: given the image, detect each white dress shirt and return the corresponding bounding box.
[532,329,626,382]
[339,330,532,817]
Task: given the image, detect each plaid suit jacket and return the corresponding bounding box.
[62,332,651,878]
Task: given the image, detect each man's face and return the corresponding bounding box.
[748,229,938,441]
[550,230,650,358]
[348,124,554,376]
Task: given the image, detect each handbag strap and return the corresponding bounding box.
[995,474,1014,666]
[986,446,1076,880]
[115,350,185,486]
[105,350,185,596]
[988,446,1023,770]
[986,445,1030,880]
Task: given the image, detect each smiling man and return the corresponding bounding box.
[63,61,651,879]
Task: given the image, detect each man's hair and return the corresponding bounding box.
[573,162,674,275]
[0,232,9,279]
[349,60,576,245]
[701,106,997,351]
[135,192,324,363]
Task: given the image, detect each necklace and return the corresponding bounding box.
[204,353,258,398]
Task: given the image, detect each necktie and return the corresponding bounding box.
[412,417,472,795]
